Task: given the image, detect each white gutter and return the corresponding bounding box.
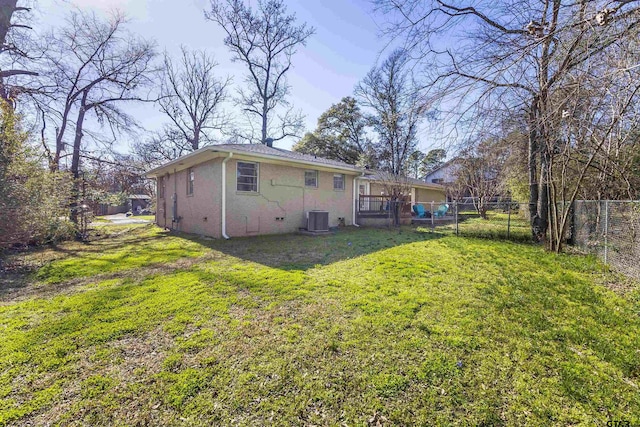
[353,172,365,227]
[221,152,233,239]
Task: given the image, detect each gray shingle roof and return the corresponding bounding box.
[210,143,359,169]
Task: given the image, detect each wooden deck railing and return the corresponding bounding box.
[357,195,412,215]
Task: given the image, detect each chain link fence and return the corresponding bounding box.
[572,200,640,279]
[409,200,532,243]
[361,197,640,279]
[404,198,640,279]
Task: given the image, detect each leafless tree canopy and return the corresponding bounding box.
[452,138,507,218]
[356,49,426,175]
[206,0,314,144]
[158,47,230,151]
[36,10,157,224]
[40,10,157,174]
[376,0,640,249]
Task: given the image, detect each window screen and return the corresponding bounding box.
[237,162,258,192]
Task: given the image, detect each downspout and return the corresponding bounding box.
[353,172,366,227]
[221,152,233,239]
[172,168,178,230]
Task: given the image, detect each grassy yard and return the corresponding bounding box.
[1,224,639,426]
[90,216,111,223]
[438,212,533,243]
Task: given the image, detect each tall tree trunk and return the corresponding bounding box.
[537,146,550,242]
[528,98,542,240]
[69,93,87,226]
[261,67,270,145]
[261,100,268,144]
[53,103,74,171]
[0,0,18,46]
[0,0,18,103]
[191,125,200,151]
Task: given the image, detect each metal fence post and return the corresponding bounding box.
[455,201,459,236]
[431,201,435,229]
[604,200,609,265]
[507,201,511,239]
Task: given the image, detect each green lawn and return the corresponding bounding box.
[438,212,533,242]
[1,224,639,426]
[90,216,111,223]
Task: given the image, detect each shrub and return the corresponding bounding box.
[0,102,73,251]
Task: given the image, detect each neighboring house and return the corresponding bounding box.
[146,143,446,238]
[358,171,445,205]
[423,159,461,185]
[129,194,152,213]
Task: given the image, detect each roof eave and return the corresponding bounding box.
[145,145,362,178]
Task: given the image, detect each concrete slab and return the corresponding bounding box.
[94,213,152,225]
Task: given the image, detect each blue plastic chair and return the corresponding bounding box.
[433,204,450,218]
[413,204,428,218]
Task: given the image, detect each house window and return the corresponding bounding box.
[158,176,165,199]
[333,174,345,191]
[432,178,444,184]
[187,168,194,195]
[305,170,318,187]
[237,161,258,192]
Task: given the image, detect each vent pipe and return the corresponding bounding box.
[265,138,273,147]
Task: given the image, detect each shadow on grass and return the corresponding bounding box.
[177,226,448,271]
[47,234,172,258]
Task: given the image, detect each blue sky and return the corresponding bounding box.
[35,0,439,152]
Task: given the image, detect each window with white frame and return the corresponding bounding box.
[305,170,318,187]
[187,168,194,195]
[333,173,345,190]
[237,161,258,192]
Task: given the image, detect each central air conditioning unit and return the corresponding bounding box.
[307,210,329,232]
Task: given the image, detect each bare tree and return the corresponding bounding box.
[133,131,187,170]
[41,10,157,225]
[43,11,156,171]
[356,49,426,175]
[454,139,506,219]
[376,0,640,249]
[158,47,230,151]
[545,49,640,251]
[206,0,314,144]
[0,0,38,103]
[377,170,412,226]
